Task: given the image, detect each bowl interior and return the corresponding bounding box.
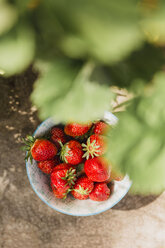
[26,111,132,216]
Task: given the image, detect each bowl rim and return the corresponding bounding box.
[26,112,132,216]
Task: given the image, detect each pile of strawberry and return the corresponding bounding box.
[24,121,123,201]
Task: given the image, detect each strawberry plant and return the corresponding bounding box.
[1,0,165,194]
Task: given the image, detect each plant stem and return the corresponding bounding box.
[75,60,96,83]
[112,98,133,112]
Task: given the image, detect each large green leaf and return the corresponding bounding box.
[60,0,144,63]
[0,2,17,35]
[141,0,165,45]
[31,60,114,123]
[0,26,35,76]
[106,72,165,194]
[32,0,144,63]
[107,43,165,89]
[12,0,34,12]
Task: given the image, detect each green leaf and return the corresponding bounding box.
[31,59,80,112]
[0,2,18,35]
[107,43,165,90]
[56,0,144,63]
[141,1,165,45]
[31,60,114,123]
[11,0,37,12]
[105,72,165,194]
[31,0,144,63]
[0,25,35,76]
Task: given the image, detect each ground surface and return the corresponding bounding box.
[0,68,165,248]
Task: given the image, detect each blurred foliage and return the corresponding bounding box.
[0,25,35,76]
[107,43,165,89]
[106,72,165,194]
[53,0,143,63]
[0,1,17,35]
[141,0,165,45]
[24,0,144,62]
[31,60,114,123]
[0,0,165,193]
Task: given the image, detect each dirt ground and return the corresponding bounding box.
[0,68,165,248]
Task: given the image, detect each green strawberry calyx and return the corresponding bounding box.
[22,135,36,163]
[60,142,71,163]
[82,137,100,160]
[61,167,76,186]
[62,188,73,200]
[74,185,91,195]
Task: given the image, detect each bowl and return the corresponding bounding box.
[26,111,132,216]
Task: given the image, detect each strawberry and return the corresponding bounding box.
[84,157,111,182]
[38,159,57,174]
[50,127,67,149]
[52,163,72,173]
[71,176,94,200]
[93,121,108,135]
[51,183,70,199]
[82,134,106,160]
[51,163,76,191]
[89,182,110,201]
[60,140,83,165]
[23,136,58,162]
[64,123,92,137]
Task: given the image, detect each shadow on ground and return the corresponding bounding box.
[112,193,159,210]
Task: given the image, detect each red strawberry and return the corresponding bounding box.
[84,157,111,182]
[23,136,58,162]
[71,176,94,200]
[82,134,106,159]
[51,183,69,199]
[52,163,73,173]
[38,159,57,174]
[93,121,109,135]
[60,140,83,165]
[89,182,110,201]
[64,123,92,137]
[51,163,76,191]
[50,127,67,149]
